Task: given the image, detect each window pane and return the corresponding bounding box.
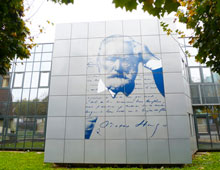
[216,85,220,97]
[0,102,8,115]
[42,53,52,61]
[0,89,9,102]
[41,62,51,71]
[29,89,38,101]
[37,103,48,115]
[40,72,49,87]
[186,47,198,55]
[213,72,220,83]
[12,89,22,102]
[190,68,201,83]
[10,102,20,115]
[37,88,48,101]
[27,53,34,62]
[28,102,36,115]
[14,73,23,87]
[201,85,218,103]
[31,72,39,88]
[202,68,212,82]
[187,57,200,66]
[15,63,25,72]
[20,101,28,115]
[35,45,42,52]
[23,72,32,88]
[34,53,41,61]
[26,63,33,71]
[22,89,30,101]
[33,62,40,71]
[43,44,53,52]
[193,106,207,114]
[190,85,200,104]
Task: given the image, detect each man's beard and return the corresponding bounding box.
[106,75,136,97]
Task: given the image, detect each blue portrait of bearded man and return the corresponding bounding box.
[85,35,165,140]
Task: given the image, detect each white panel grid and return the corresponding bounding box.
[46,20,193,164]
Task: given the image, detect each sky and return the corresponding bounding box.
[24,0,190,43]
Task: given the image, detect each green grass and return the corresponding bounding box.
[0,152,220,170]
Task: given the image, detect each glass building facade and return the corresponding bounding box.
[0,43,53,150]
[179,37,220,150]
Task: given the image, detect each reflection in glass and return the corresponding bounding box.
[0,102,8,115]
[12,89,22,102]
[216,85,220,97]
[33,62,40,71]
[15,63,25,72]
[190,68,201,83]
[31,72,39,88]
[2,75,10,88]
[37,103,48,115]
[43,44,53,52]
[41,53,52,61]
[11,102,20,115]
[193,106,207,114]
[190,85,200,104]
[187,56,200,66]
[20,100,28,115]
[0,89,9,101]
[27,53,34,61]
[41,62,51,71]
[37,88,48,101]
[23,72,32,88]
[28,102,36,115]
[40,72,49,87]
[29,89,37,101]
[201,85,218,103]
[35,45,42,52]
[14,73,23,88]
[22,89,30,101]
[25,63,33,71]
[202,68,212,83]
[213,72,220,83]
[34,53,41,61]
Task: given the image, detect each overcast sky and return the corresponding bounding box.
[24,0,190,43]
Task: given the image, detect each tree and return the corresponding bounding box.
[0,0,73,75]
[112,0,220,74]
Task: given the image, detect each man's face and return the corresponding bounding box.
[99,42,139,91]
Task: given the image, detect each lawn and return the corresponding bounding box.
[0,151,219,170]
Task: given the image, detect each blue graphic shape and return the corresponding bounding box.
[85,117,98,139]
[152,68,165,97]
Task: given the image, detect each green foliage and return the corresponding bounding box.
[0,152,220,170]
[113,0,220,74]
[0,0,75,75]
[113,0,180,17]
[0,0,32,75]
